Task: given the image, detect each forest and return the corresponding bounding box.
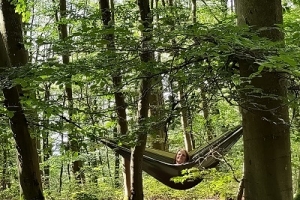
[0,0,300,199]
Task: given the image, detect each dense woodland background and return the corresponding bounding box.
[1,0,300,199]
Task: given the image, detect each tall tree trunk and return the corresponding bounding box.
[59,160,63,193]
[59,97,67,192]
[99,0,131,198]
[191,0,214,141]
[130,1,153,199]
[0,1,44,199]
[114,154,120,187]
[191,0,196,23]
[201,90,215,140]
[43,84,51,189]
[236,163,245,200]
[149,77,166,150]
[58,0,84,183]
[148,0,168,151]
[236,0,293,199]
[179,87,193,151]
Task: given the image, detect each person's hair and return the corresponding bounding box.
[174,149,190,164]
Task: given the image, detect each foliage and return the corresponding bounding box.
[1,0,300,199]
[0,185,19,200]
[71,192,98,200]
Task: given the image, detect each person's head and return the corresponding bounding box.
[175,149,189,164]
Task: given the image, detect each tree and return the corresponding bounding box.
[130,0,153,199]
[148,0,168,151]
[179,86,193,150]
[149,77,167,150]
[236,0,293,199]
[42,83,51,189]
[99,0,131,198]
[0,1,44,199]
[57,0,84,183]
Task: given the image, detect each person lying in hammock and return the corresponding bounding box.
[175,149,190,164]
[100,125,243,190]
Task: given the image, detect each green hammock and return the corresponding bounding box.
[100,126,243,190]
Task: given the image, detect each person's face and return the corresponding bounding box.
[176,150,187,164]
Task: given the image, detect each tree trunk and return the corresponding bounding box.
[201,90,215,140]
[130,1,153,199]
[130,77,151,200]
[179,87,193,151]
[113,73,131,198]
[0,1,44,199]
[236,0,293,199]
[148,0,168,151]
[43,84,51,189]
[59,161,63,193]
[149,77,166,150]
[58,0,84,183]
[237,175,245,200]
[59,101,66,192]
[99,0,131,198]
[114,151,120,188]
[191,0,214,142]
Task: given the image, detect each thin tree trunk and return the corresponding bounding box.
[99,0,131,197]
[237,163,245,200]
[237,175,245,200]
[0,1,44,199]
[130,79,151,200]
[236,0,293,199]
[112,116,120,188]
[58,162,63,193]
[149,78,166,150]
[130,1,153,199]
[191,0,214,142]
[201,90,215,140]
[43,84,51,189]
[59,95,67,192]
[114,148,120,187]
[98,151,105,177]
[179,87,193,151]
[58,0,84,183]
[147,0,167,151]
[191,0,196,23]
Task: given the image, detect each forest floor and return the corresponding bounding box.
[145,197,221,200]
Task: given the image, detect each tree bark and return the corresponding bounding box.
[0,1,44,199]
[179,87,193,151]
[237,175,245,200]
[130,0,153,199]
[201,90,215,140]
[236,0,293,199]
[149,77,166,150]
[99,0,131,198]
[43,84,51,189]
[58,0,84,183]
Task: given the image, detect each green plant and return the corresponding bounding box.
[295,192,300,200]
[71,192,98,200]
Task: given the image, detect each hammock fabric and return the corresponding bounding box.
[100,126,243,190]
